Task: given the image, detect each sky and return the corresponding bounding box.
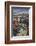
[12,7,30,15]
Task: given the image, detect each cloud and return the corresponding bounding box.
[12,7,29,15]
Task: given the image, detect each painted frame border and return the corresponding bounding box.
[5,1,35,44]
